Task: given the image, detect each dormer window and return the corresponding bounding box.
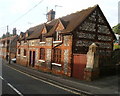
[54,31,62,41]
[26,33,28,37]
[40,34,45,42]
[20,34,22,38]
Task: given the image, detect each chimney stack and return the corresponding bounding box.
[46,9,55,22]
[13,28,17,35]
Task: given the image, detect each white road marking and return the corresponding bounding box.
[5,64,90,95]
[7,83,23,96]
[0,76,4,80]
[0,75,23,96]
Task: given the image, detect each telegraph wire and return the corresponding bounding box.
[0,26,7,29]
[0,0,44,30]
[9,0,44,25]
[0,0,44,36]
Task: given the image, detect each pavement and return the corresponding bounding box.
[2,59,120,96]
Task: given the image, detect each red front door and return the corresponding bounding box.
[72,54,87,80]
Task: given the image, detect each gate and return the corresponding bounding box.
[72,54,87,80]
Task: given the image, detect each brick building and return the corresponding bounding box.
[16,5,116,80]
[0,35,18,60]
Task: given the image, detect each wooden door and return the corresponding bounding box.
[72,54,87,80]
[32,51,35,67]
[29,51,32,66]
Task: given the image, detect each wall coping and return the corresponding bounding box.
[39,42,46,44]
[53,41,62,44]
[52,63,61,66]
[38,59,45,62]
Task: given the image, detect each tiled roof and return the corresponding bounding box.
[24,5,97,39]
[44,19,69,37]
[0,35,17,42]
[27,24,44,40]
[61,6,96,34]
[27,19,57,40]
[18,25,41,40]
[45,5,97,37]
[17,32,25,41]
[18,4,116,40]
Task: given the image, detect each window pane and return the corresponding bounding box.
[18,49,20,54]
[24,49,26,56]
[40,34,45,42]
[54,31,61,41]
[53,48,61,64]
[40,48,45,60]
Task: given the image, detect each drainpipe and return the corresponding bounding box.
[51,35,63,70]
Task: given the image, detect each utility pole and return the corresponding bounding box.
[7,25,8,33]
[8,39,11,64]
[7,25,11,64]
[6,25,9,61]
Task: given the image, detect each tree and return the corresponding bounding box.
[112,23,120,35]
[2,34,6,38]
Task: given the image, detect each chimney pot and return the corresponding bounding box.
[47,9,55,22]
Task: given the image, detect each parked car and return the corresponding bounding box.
[11,58,16,63]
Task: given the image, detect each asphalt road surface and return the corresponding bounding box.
[1,59,79,95]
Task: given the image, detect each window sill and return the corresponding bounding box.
[23,56,26,57]
[38,60,45,62]
[39,42,46,44]
[53,41,62,44]
[52,63,61,66]
[17,54,20,56]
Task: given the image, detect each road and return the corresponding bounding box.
[1,58,79,95]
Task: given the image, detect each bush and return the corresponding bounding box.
[112,49,120,65]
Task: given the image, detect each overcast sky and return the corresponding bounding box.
[0,0,119,37]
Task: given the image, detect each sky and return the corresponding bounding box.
[0,0,119,37]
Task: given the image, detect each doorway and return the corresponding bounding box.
[29,51,32,66]
[29,51,35,67]
[72,54,87,80]
[32,51,35,67]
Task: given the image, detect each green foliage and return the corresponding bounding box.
[112,23,120,35]
[112,49,120,64]
[1,32,14,39]
[2,34,6,38]
[114,44,120,50]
